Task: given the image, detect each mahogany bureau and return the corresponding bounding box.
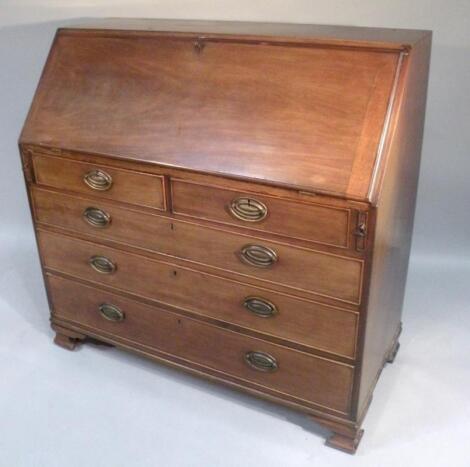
[19,19,431,454]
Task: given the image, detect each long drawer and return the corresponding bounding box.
[32,188,364,304]
[38,230,358,358]
[48,274,354,414]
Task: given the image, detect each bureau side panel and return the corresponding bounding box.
[356,34,432,416]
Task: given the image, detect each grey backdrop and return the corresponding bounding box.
[1,2,469,466]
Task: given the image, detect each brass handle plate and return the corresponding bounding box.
[99,303,125,322]
[89,255,116,274]
[83,207,111,228]
[229,197,268,223]
[83,169,113,191]
[243,296,278,318]
[245,351,278,372]
[240,244,278,268]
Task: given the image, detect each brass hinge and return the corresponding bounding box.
[354,211,368,251]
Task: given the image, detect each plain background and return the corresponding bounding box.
[1,1,469,466]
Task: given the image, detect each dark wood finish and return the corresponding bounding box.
[33,153,166,210]
[23,144,372,214]
[355,33,432,419]
[69,19,430,50]
[326,429,364,454]
[171,178,353,248]
[19,20,431,454]
[32,187,364,305]
[38,229,358,359]
[52,324,86,350]
[26,144,371,261]
[48,274,354,414]
[54,332,78,350]
[20,28,401,201]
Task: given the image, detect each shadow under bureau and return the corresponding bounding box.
[19,19,431,454]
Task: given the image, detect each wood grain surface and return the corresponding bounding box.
[18,21,431,453]
[32,187,364,304]
[33,153,166,209]
[48,274,354,414]
[171,178,352,248]
[38,229,358,359]
[21,30,399,200]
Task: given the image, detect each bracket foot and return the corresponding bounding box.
[52,324,86,351]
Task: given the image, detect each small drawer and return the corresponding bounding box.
[48,274,354,414]
[32,188,364,304]
[171,179,352,248]
[32,154,165,209]
[38,230,358,358]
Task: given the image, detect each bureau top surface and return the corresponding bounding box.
[21,20,428,201]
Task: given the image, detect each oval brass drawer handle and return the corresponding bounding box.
[99,303,125,322]
[89,255,116,274]
[83,207,111,228]
[243,296,278,318]
[240,244,278,268]
[245,351,278,372]
[229,197,268,222]
[83,169,113,191]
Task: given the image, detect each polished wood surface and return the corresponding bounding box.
[171,178,353,248]
[19,20,431,454]
[32,187,364,304]
[38,229,358,359]
[21,29,400,201]
[48,274,354,414]
[23,144,372,211]
[71,19,430,50]
[25,144,370,258]
[33,153,166,209]
[355,32,432,418]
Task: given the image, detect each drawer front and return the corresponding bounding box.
[33,188,363,304]
[171,179,351,248]
[48,274,354,414]
[32,154,165,209]
[38,230,358,358]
